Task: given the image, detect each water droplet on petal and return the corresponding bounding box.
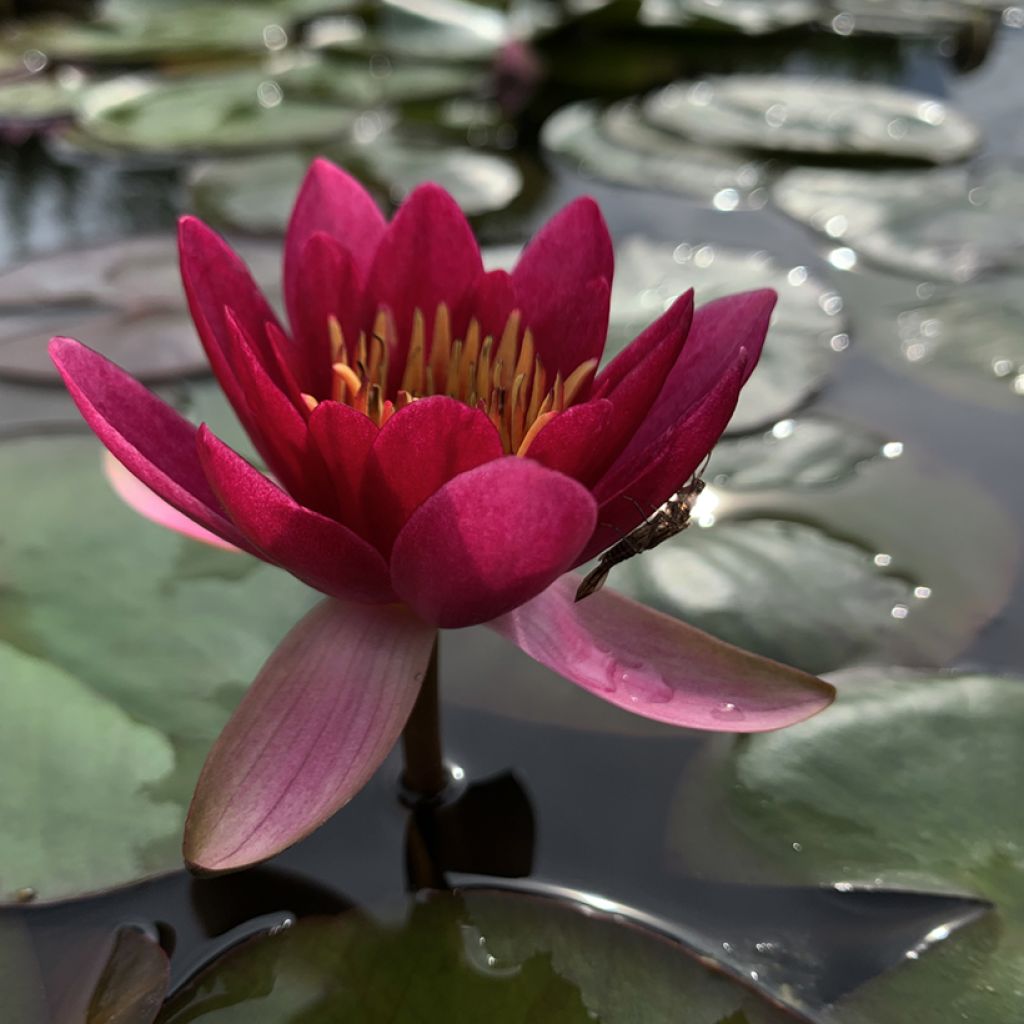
[711,701,746,722]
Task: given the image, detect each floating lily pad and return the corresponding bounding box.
[817,0,976,38]
[644,76,980,163]
[639,0,822,34]
[772,165,1024,282]
[670,669,1024,1024]
[0,71,84,130]
[0,236,280,384]
[540,101,770,210]
[0,434,316,901]
[0,0,334,66]
[607,237,848,433]
[189,135,522,235]
[842,267,1024,409]
[158,889,793,1023]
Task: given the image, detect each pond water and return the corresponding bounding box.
[0,3,1021,1022]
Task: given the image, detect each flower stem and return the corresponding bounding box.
[401,638,448,801]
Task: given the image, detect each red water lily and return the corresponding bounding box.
[50,159,833,873]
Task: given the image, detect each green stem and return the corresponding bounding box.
[400,638,448,800]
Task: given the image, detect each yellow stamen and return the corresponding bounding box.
[402,310,426,395]
[564,358,599,407]
[328,315,346,362]
[518,410,556,456]
[301,393,319,413]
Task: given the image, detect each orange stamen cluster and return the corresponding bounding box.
[301,305,597,456]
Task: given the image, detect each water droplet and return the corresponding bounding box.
[873,552,892,568]
[609,660,673,704]
[791,841,803,853]
[14,887,36,903]
[460,924,521,978]
[914,586,932,600]
[881,441,904,459]
[891,603,910,620]
[711,701,746,722]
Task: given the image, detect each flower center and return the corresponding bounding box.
[302,305,597,455]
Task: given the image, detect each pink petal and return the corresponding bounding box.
[365,395,503,552]
[363,183,483,388]
[197,426,395,604]
[287,232,363,398]
[184,598,435,872]
[512,197,613,376]
[390,456,597,628]
[307,400,379,538]
[625,289,775,457]
[591,290,694,464]
[582,356,744,563]
[525,399,614,485]
[103,451,241,552]
[467,268,517,342]
[490,576,835,731]
[49,337,251,552]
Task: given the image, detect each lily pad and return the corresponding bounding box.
[157,889,793,1023]
[639,0,822,34]
[643,75,980,163]
[817,0,976,37]
[541,100,770,210]
[0,434,316,901]
[772,165,1024,282]
[670,669,1024,1024]
[839,266,1024,409]
[0,70,84,130]
[0,236,280,384]
[607,237,848,433]
[188,135,522,235]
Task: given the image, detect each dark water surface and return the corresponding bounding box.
[1,8,1022,1022]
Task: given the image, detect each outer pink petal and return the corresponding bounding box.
[390,456,597,628]
[307,399,379,538]
[184,598,435,872]
[489,576,835,731]
[590,290,694,466]
[525,399,614,485]
[365,396,503,553]
[582,356,744,563]
[624,289,775,458]
[103,451,241,552]
[197,426,395,604]
[363,183,483,388]
[49,337,251,552]
[512,197,613,376]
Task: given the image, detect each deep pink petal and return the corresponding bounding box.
[184,598,435,872]
[49,337,251,552]
[365,395,503,552]
[197,426,394,604]
[525,399,614,485]
[288,232,364,398]
[103,451,241,552]
[512,197,613,376]
[363,183,483,389]
[390,457,597,628]
[466,268,517,342]
[490,576,835,731]
[625,289,775,458]
[591,290,694,465]
[582,356,744,563]
[307,400,379,538]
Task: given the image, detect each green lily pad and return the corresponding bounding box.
[0,434,316,901]
[157,889,793,1023]
[670,669,1024,1023]
[541,101,770,210]
[0,236,280,384]
[842,268,1024,410]
[188,135,522,235]
[0,70,85,129]
[0,0,335,66]
[607,237,848,434]
[639,0,822,34]
[772,165,1024,282]
[644,76,980,163]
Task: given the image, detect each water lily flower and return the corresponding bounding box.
[50,159,834,873]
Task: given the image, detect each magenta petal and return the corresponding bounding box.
[365,395,503,552]
[626,289,775,456]
[307,400,378,537]
[390,456,597,628]
[490,576,835,731]
[525,399,614,485]
[184,598,435,872]
[512,197,613,375]
[197,427,395,604]
[363,183,483,384]
[467,268,517,341]
[49,337,251,552]
[103,451,241,552]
